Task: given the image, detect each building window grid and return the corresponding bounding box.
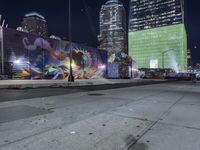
[129,0,183,31]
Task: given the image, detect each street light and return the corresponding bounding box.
[68,0,74,82]
[162,49,173,69]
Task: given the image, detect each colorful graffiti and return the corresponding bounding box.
[2,28,107,80]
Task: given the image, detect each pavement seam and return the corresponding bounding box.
[107,113,153,122]
[125,88,190,150]
[0,82,193,149]
[101,88,188,149]
[155,122,200,131]
[0,125,60,147]
[0,91,164,147]
[154,84,200,131]
[0,99,140,147]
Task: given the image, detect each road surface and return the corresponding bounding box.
[0,81,200,150]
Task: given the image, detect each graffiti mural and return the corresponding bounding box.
[2,28,107,80]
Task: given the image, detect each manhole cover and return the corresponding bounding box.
[88,93,105,96]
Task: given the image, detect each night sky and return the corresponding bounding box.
[0,0,199,64]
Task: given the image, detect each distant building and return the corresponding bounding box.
[21,12,48,37]
[98,0,127,56]
[129,0,187,71]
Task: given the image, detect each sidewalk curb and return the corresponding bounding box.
[0,79,174,89]
[0,81,95,89]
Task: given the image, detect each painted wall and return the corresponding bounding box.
[1,28,107,79]
[128,24,187,71]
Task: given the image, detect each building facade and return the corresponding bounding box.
[0,27,107,79]
[21,12,48,37]
[98,0,127,56]
[129,0,187,71]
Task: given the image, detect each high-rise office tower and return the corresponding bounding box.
[129,0,187,71]
[22,12,48,37]
[98,0,127,56]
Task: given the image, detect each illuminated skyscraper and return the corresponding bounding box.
[129,0,187,71]
[129,0,184,31]
[22,12,48,37]
[98,0,127,56]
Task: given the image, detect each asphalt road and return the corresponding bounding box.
[0,80,168,102]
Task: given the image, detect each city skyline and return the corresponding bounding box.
[0,0,200,64]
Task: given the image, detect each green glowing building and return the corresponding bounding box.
[128,0,187,71]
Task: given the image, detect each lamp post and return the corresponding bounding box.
[68,0,74,82]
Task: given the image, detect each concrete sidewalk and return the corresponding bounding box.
[0,82,199,150]
[0,78,169,89]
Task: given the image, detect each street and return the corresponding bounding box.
[0,79,167,102]
[0,81,200,150]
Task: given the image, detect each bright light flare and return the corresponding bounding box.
[132,68,138,71]
[98,64,106,70]
[14,59,21,64]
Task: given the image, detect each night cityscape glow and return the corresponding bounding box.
[0,1,200,150]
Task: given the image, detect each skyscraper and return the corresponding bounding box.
[21,12,48,37]
[98,0,127,56]
[129,0,187,71]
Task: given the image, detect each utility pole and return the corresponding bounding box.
[68,0,74,82]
